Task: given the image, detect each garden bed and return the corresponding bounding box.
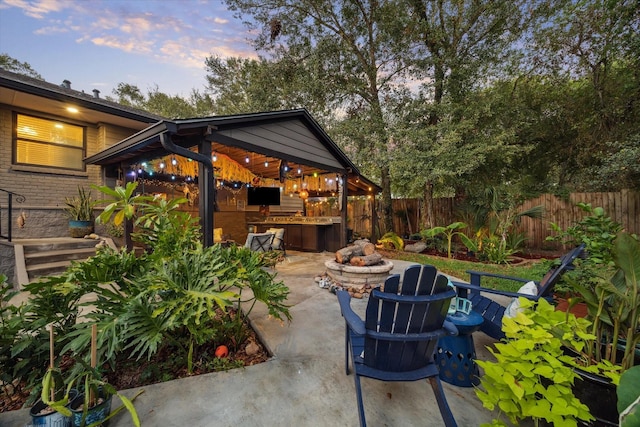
[0,309,269,413]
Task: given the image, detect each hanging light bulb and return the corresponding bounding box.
[245,156,250,163]
[265,160,269,167]
[171,157,178,166]
[213,153,218,162]
[297,168,302,174]
[159,161,165,169]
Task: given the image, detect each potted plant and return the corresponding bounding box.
[477,231,639,425]
[66,325,143,427]
[64,186,96,238]
[475,297,620,426]
[30,326,78,427]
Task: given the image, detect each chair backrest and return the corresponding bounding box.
[363,265,455,372]
[247,233,275,252]
[267,228,285,250]
[537,243,586,298]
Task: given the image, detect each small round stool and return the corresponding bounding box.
[436,310,484,387]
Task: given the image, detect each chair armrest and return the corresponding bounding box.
[336,290,366,335]
[443,320,458,336]
[467,270,537,285]
[452,280,542,300]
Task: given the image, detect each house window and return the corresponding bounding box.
[14,113,85,171]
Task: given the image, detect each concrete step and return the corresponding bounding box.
[25,247,97,264]
[14,237,114,286]
[21,239,100,254]
[25,260,73,277]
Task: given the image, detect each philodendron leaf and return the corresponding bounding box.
[618,365,640,414]
[620,395,640,427]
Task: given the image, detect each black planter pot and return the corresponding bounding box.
[573,367,618,427]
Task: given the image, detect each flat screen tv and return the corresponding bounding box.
[247,187,281,206]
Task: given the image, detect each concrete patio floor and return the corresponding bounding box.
[1,251,504,427]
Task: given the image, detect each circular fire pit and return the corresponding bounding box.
[324,259,394,288]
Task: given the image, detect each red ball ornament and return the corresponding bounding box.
[215,345,229,358]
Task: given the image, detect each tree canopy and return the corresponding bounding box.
[3,0,639,233]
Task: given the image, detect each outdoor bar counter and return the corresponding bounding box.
[248,217,342,252]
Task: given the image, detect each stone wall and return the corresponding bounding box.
[0,242,16,286]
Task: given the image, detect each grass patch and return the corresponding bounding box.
[383,251,552,293]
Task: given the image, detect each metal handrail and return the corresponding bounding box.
[0,188,26,242]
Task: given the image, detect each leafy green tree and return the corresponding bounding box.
[529,0,640,191]
[223,0,419,233]
[403,0,557,228]
[0,53,43,79]
[204,55,327,117]
[108,83,215,119]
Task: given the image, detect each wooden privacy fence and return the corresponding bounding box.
[517,190,640,250]
[349,190,639,251]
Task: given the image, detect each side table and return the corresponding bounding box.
[436,310,484,387]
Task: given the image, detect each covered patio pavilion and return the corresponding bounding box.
[85,109,380,249]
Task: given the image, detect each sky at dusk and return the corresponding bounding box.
[0,0,259,97]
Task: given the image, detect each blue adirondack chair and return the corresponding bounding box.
[452,244,586,340]
[337,264,459,427]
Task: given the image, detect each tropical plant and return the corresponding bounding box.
[93,182,147,227]
[0,274,27,398]
[43,325,143,427]
[60,185,288,374]
[377,231,404,251]
[564,232,640,371]
[459,229,487,255]
[476,298,620,427]
[421,222,467,258]
[64,186,95,221]
[618,366,640,426]
[482,235,516,265]
[548,203,623,266]
[10,183,291,408]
